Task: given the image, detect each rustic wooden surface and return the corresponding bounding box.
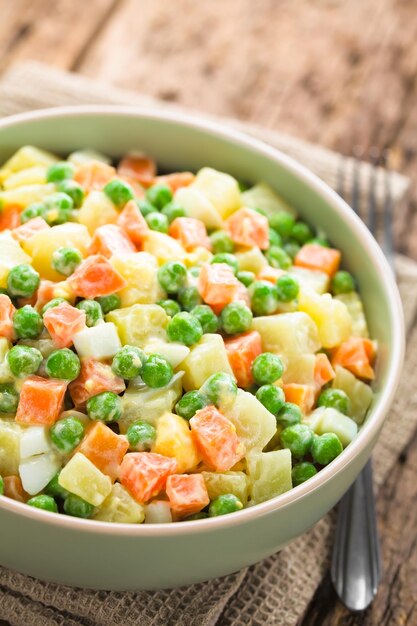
[0,1,417,625]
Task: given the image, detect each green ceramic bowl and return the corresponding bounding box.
[0,107,404,590]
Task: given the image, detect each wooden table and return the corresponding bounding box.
[0,1,416,624]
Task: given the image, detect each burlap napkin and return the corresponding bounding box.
[0,61,416,626]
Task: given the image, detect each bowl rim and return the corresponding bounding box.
[0,104,405,536]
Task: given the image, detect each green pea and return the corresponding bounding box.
[255,384,285,415]
[112,345,147,379]
[145,183,173,209]
[95,293,121,314]
[50,416,85,453]
[283,240,301,260]
[209,231,235,254]
[20,202,45,224]
[41,298,68,315]
[331,271,355,295]
[249,281,278,316]
[87,391,122,422]
[269,228,282,248]
[27,494,58,513]
[52,247,83,277]
[265,245,292,270]
[45,348,81,381]
[161,201,186,223]
[280,423,313,457]
[167,312,203,346]
[251,352,284,385]
[210,253,239,275]
[157,261,188,294]
[308,237,329,247]
[220,302,253,335]
[141,354,173,388]
[190,304,219,333]
[136,199,157,217]
[13,305,43,339]
[200,372,237,410]
[145,211,169,233]
[0,475,4,495]
[276,402,302,428]
[0,383,19,414]
[317,388,350,415]
[188,266,201,278]
[76,299,103,327]
[175,390,209,420]
[291,221,314,245]
[103,179,134,208]
[7,345,42,377]
[311,433,343,465]
[291,462,318,486]
[158,299,181,318]
[268,211,296,238]
[64,494,94,518]
[43,192,74,225]
[126,420,156,451]
[7,264,40,297]
[46,161,75,183]
[44,472,69,499]
[178,285,202,311]
[236,270,255,287]
[276,274,299,302]
[57,180,85,208]
[209,494,243,517]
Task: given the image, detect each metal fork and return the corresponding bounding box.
[331,153,394,611]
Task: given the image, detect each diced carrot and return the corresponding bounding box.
[190,405,245,472]
[15,375,68,426]
[74,161,116,192]
[198,263,240,309]
[117,154,156,186]
[224,330,263,388]
[0,294,16,341]
[89,224,136,258]
[3,476,29,502]
[69,358,125,407]
[314,353,336,389]
[294,244,341,277]
[68,255,127,299]
[76,421,129,481]
[43,302,86,348]
[257,266,286,284]
[155,172,195,192]
[169,217,211,251]
[166,474,209,517]
[119,452,177,503]
[0,204,21,231]
[11,217,50,243]
[332,337,376,380]
[283,383,315,414]
[226,208,269,250]
[116,199,149,245]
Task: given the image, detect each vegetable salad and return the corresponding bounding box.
[0,146,376,523]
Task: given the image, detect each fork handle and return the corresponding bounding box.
[331,460,381,611]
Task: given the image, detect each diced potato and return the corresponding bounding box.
[19,336,57,359]
[58,452,112,506]
[144,500,173,523]
[314,407,358,446]
[119,372,183,432]
[0,183,55,209]
[19,452,61,495]
[0,338,14,384]
[241,182,296,218]
[143,338,190,368]
[0,231,32,288]
[20,426,52,459]
[175,187,223,229]
[225,389,276,452]
[235,247,268,274]
[179,333,234,391]
[298,289,352,348]
[202,471,249,503]
[282,353,316,385]
[93,483,145,523]
[2,146,58,172]
[184,246,213,268]
[106,304,169,348]
[3,166,47,189]
[335,291,369,337]
[110,252,163,307]
[142,231,186,265]
[289,267,330,295]
[247,449,292,504]
[73,322,121,360]
[68,149,111,166]
[77,191,119,235]
[252,312,321,357]
[22,222,91,281]
[332,366,373,424]
[153,412,200,473]
[0,418,22,475]
[193,167,241,219]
